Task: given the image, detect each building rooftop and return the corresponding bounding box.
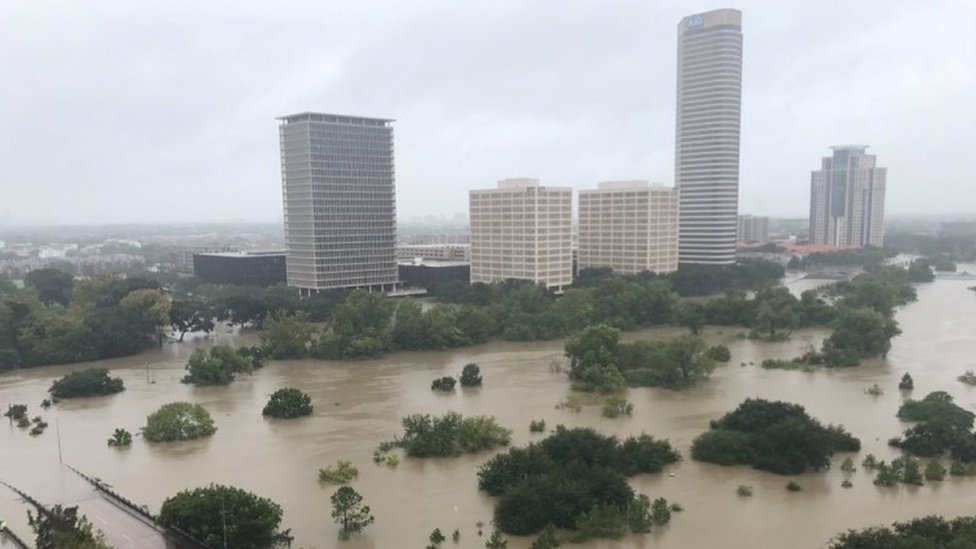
[196,250,287,258]
[277,112,395,126]
[398,259,470,268]
[830,145,869,151]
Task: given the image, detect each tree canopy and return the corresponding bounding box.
[158,484,292,549]
[565,325,716,391]
[691,398,861,474]
[829,515,976,549]
[28,504,111,549]
[330,486,374,539]
[181,345,254,385]
[389,412,512,457]
[478,426,679,537]
[143,401,217,442]
[262,388,313,419]
[49,368,124,398]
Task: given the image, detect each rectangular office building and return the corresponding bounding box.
[737,215,770,243]
[278,112,398,294]
[809,146,886,248]
[578,181,678,275]
[469,178,573,291]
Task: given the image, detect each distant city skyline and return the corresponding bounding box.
[1,1,974,225]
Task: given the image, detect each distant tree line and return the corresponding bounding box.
[2,257,918,373]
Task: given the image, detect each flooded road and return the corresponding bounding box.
[2,278,976,548]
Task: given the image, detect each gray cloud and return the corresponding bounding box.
[1,0,973,225]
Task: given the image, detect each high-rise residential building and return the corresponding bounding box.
[675,9,743,265]
[578,181,679,275]
[809,146,886,248]
[469,178,573,291]
[737,214,770,243]
[278,112,398,294]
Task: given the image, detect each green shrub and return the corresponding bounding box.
[159,484,291,549]
[4,404,28,420]
[143,402,216,442]
[262,388,313,419]
[181,345,253,386]
[736,485,753,497]
[389,412,511,457]
[318,459,359,484]
[705,344,732,362]
[786,481,802,492]
[478,427,679,537]
[460,363,483,387]
[601,397,633,418]
[431,376,457,392]
[49,368,124,398]
[690,398,860,474]
[529,419,546,433]
[925,460,946,481]
[107,428,132,447]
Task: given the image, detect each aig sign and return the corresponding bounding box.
[687,14,705,28]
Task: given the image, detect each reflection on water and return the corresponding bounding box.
[2,280,976,548]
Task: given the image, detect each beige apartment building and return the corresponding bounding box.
[469,178,573,291]
[578,181,679,275]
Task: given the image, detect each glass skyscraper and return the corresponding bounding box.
[675,9,743,265]
[278,112,397,294]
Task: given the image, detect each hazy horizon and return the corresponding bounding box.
[2,0,974,225]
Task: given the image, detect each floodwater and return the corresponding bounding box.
[2,277,976,549]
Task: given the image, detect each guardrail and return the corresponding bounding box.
[0,525,31,549]
[0,479,47,549]
[65,465,211,549]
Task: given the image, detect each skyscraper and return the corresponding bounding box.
[675,9,743,265]
[469,178,573,291]
[278,112,398,294]
[578,181,678,275]
[809,146,887,248]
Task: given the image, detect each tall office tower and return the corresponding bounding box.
[469,178,573,291]
[737,214,770,243]
[675,9,743,265]
[578,181,678,274]
[278,113,397,294]
[809,146,887,247]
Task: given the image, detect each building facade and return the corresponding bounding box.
[578,181,679,275]
[278,112,398,294]
[396,243,470,261]
[809,146,886,247]
[469,178,573,291]
[737,215,770,243]
[398,260,470,292]
[193,251,287,287]
[675,9,743,265]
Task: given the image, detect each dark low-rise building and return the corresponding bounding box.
[398,260,470,292]
[193,251,287,286]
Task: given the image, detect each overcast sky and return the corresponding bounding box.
[1,0,974,225]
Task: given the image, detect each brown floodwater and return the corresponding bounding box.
[2,277,976,549]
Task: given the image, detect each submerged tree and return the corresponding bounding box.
[107,428,133,447]
[49,368,124,399]
[28,504,111,549]
[898,373,914,391]
[460,363,483,387]
[331,486,374,539]
[262,388,313,419]
[159,484,292,549]
[143,402,216,442]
